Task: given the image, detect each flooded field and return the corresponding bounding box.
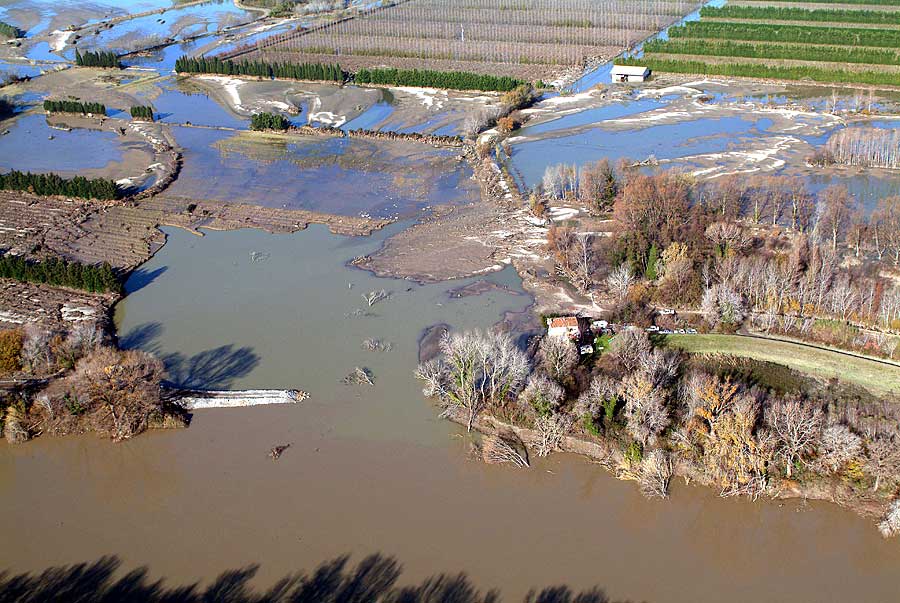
[145,76,250,129]
[166,127,477,218]
[513,114,770,188]
[2,225,900,602]
[3,3,900,598]
[72,1,256,57]
[0,113,128,175]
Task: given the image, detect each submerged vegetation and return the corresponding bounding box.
[43,99,107,115]
[74,49,121,69]
[0,170,119,200]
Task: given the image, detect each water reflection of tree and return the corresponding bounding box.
[0,554,630,603]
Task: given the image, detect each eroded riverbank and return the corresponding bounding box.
[5,224,900,603]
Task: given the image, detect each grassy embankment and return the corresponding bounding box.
[625,1,900,85]
[666,333,900,397]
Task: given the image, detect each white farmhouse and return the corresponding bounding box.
[547,316,583,340]
[611,64,650,83]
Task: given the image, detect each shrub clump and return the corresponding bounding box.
[250,112,290,131]
[130,105,154,121]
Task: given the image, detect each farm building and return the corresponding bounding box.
[611,64,650,83]
[547,316,587,340]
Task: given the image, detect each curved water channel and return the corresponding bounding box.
[1,224,900,602]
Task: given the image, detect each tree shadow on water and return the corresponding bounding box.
[0,554,636,603]
[125,266,169,295]
[162,344,260,390]
[117,322,164,352]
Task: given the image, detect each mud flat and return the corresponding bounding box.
[0,279,112,331]
[2,68,165,115]
[183,74,502,134]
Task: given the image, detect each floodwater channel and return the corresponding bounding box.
[2,225,900,601]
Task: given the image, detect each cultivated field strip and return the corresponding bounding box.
[632,0,900,85]
[238,0,702,80]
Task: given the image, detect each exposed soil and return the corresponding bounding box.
[0,279,112,331]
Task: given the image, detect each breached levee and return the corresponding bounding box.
[171,388,308,410]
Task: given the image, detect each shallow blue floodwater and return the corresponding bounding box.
[521,98,666,136]
[165,126,478,217]
[148,77,248,129]
[513,115,768,189]
[73,0,255,56]
[0,113,125,175]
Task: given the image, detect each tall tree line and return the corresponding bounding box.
[175,55,345,81]
[0,255,121,294]
[355,67,523,91]
[0,170,119,200]
[43,99,107,115]
[75,49,121,68]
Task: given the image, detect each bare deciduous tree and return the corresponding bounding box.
[481,433,529,468]
[415,330,528,432]
[879,499,900,538]
[640,449,675,498]
[766,397,824,478]
[533,412,573,457]
[865,436,900,493]
[818,185,854,252]
[537,336,578,384]
[519,373,564,417]
[606,263,634,303]
[701,284,745,329]
[610,328,651,372]
[574,374,618,419]
[817,425,863,474]
[620,373,669,446]
[69,347,168,442]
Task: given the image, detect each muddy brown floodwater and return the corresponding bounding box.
[1,225,900,601]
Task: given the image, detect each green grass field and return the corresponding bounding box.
[634,5,900,85]
[666,334,900,398]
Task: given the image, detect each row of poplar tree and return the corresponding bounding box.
[0,255,121,294]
